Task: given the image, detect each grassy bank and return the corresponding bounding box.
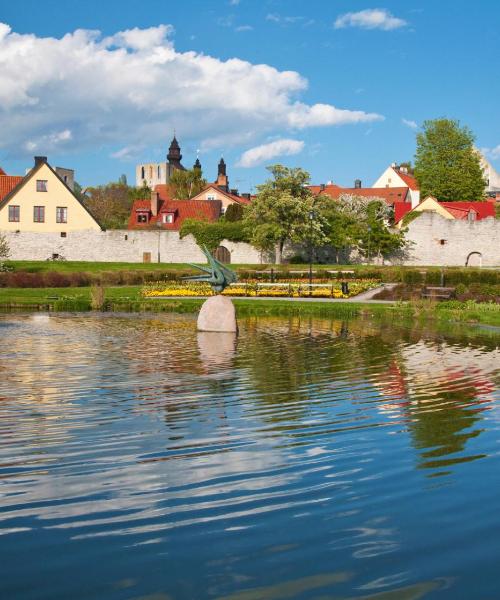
[0,286,498,326]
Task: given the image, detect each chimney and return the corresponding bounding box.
[230,188,239,196]
[150,190,160,216]
[320,183,325,191]
[400,166,408,174]
[34,156,47,166]
[241,193,251,200]
[354,179,362,188]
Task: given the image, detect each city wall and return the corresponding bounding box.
[2,212,500,266]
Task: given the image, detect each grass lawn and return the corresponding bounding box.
[0,286,499,326]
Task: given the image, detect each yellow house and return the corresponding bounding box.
[0,157,101,233]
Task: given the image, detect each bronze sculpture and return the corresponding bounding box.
[183,245,238,293]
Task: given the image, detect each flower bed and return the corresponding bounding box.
[142,279,379,299]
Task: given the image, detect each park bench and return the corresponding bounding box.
[420,286,456,300]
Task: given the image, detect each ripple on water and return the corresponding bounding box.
[0,313,498,600]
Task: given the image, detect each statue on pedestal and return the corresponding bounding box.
[183,246,238,333]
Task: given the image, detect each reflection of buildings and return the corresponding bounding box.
[375,340,498,471]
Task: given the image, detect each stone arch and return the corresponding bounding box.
[465,251,482,267]
[213,245,231,264]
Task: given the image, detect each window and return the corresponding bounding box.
[36,180,48,192]
[157,165,161,178]
[207,194,216,200]
[33,206,45,223]
[56,207,67,223]
[163,213,174,224]
[60,232,67,238]
[141,166,145,180]
[137,213,148,223]
[8,205,20,222]
[467,211,476,222]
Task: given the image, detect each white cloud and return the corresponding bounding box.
[0,23,382,159]
[402,118,417,129]
[266,14,315,27]
[229,0,240,5]
[237,139,304,167]
[235,25,253,32]
[334,9,407,30]
[483,145,500,160]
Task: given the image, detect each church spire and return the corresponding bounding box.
[167,135,182,165]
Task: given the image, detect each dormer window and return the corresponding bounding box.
[137,213,149,223]
[36,180,47,192]
[163,213,174,224]
[467,210,477,222]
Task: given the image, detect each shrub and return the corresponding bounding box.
[90,285,107,310]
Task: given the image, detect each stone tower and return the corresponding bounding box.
[216,157,229,192]
[166,135,186,180]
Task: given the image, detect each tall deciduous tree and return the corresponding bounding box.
[0,233,10,271]
[82,183,145,229]
[170,168,207,200]
[244,165,322,264]
[414,118,486,202]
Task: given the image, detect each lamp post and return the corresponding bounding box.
[156,219,163,263]
[367,225,372,265]
[308,209,315,296]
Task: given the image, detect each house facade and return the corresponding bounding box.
[0,157,101,233]
[372,164,420,207]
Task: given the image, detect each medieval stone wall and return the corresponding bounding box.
[2,212,499,266]
[2,229,265,264]
[402,212,500,266]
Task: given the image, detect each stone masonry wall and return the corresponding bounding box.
[403,212,500,266]
[2,212,499,266]
[2,229,265,264]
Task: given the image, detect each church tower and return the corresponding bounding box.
[166,135,186,181]
[216,157,229,192]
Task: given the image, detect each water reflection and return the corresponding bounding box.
[0,313,498,600]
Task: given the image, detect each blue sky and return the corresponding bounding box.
[1,0,499,190]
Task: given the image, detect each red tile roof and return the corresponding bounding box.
[0,175,23,201]
[440,202,495,220]
[154,184,176,202]
[393,168,419,190]
[395,201,495,223]
[311,185,410,206]
[0,167,6,176]
[394,202,412,223]
[128,198,222,230]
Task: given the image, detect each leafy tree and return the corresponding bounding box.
[170,168,207,200]
[414,118,486,202]
[224,203,245,222]
[316,194,406,263]
[0,233,10,271]
[244,165,324,264]
[83,184,134,229]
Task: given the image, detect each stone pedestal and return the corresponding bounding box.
[197,295,238,333]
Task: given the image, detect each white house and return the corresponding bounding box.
[372,164,420,208]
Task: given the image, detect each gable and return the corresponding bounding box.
[0,162,101,232]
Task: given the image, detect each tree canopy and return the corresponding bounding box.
[414,118,486,202]
[82,183,150,229]
[170,168,207,200]
[244,165,320,263]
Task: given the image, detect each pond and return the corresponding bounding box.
[0,313,499,600]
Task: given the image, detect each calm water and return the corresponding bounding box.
[0,313,499,600]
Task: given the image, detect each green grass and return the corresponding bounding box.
[0,286,498,326]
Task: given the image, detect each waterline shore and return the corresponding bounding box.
[0,286,499,326]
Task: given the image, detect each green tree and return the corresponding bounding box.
[170,168,207,199]
[414,118,486,202]
[0,233,10,271]
[316,194,406,263]
[82,183,135,229]
[244,165,323,264]
[224,203,245,222]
